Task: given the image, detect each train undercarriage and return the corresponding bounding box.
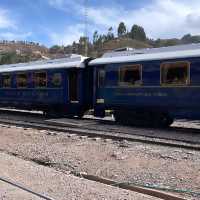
[113,110,174,128]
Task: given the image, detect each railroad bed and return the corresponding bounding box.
[0,109,200,150]
[0,109,199,199]
[0,152,161,200]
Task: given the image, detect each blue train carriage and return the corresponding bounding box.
[89,44,200,127]
[0,55,93,117]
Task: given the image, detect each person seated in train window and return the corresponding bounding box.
[166,67,186,84]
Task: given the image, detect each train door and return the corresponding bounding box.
[94,67,106,117]
[68,70,79,103]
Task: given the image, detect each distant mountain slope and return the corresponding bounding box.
[1,32,200,65]
[99,38,152,54]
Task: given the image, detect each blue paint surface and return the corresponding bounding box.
[0,68,89,114]
[94,57,200,119]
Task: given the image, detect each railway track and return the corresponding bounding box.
[0,109,200,151]
[0,176,55,200]
[0,158,186,200]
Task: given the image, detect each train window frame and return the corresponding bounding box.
[33,71,47,88]
[98,69,105,88]
[16,73,28,88]
[118,64,142,87]
[2,73,12,88]
[160,61,190,86]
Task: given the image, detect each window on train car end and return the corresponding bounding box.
[161,62,190,85]
[52,73,62,87]
[98,70,105,88]
[119,65,142,86]
[33,72,47,87]
[2,74,11,88]
[17,73,28,88]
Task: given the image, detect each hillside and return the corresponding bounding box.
[0,41,48,54]
[1,32,200,65]
[0,41,49,64]
[99,38,152,54]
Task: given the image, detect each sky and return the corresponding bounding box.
[0,0,200,47]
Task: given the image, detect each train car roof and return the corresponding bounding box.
[0,54,88,73]
[89,43,200,66]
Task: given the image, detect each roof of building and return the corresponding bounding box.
[0,54,88,73]
[89,43,200,66]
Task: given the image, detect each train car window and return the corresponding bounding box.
[119,64,142,86]
[51,73,62,87]
[98,70,105,88]
[17,73,28,88]
[2,74,11,88]
[34,72,47,87]
[161,61,190,85]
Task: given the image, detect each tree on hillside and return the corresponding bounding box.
[181,34,192,44]
[130,25,146,41]
[0,52,31,65]
[49,45,62,54]
[93,31,99,45]
[181,34,200,44]
[118,22,127,37]
[78,36,91,55]
[107,27,114,40]
[79,36,88,46]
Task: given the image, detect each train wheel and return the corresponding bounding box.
[154,113,174,128]
[114,111,141,126]
[114,111,124,124]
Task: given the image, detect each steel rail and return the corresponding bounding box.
[0,117,200,151]
[0,176,55,200]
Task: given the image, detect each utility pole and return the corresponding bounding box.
[84,0,88,56]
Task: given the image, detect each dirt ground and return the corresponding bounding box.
[0,152,158,200]
[0,124,199,199]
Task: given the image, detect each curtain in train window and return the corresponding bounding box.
[34,72,47,87]
[119,64,142,86]
[2,74,11,88]
[17,73,28,88]
[161,62,190,85]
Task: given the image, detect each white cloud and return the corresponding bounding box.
[48,0,65,8]
[47,0,200,45]
[48,24,84,45]
[0,7,32,41]
[0,32,32,40]
[47,0,82,12]
[85,0,200,39]
[0,8,16,29]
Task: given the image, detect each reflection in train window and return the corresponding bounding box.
[34,72,47,87]
[17,73,28,88]
[52,73,62,87]
[2,74,12,88]
[161,61,190,85]
[119,64,142,86]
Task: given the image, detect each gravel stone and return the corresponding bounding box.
[0,125,199,199]
[0,152,158,200]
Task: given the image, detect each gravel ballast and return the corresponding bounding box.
[0,124,199,199]
[0,152,159,200]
